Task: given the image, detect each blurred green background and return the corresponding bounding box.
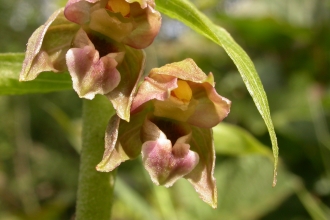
[1,0,330,219]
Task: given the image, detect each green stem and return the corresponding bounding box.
[76,95,116,220]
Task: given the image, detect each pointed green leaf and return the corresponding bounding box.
[155,0,279,186]
[0,53,72,95]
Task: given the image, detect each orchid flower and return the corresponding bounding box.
[97,59,231,207]
[64,0,161,49]
[20,0,161,120]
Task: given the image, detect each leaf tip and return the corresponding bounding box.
[272,170,277,187]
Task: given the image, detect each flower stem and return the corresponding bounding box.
[76,95,116,220]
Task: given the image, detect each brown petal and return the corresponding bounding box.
[96,109,146,172]
[64,0,99,24]
[122,4,162,49]
[96,115,124,172]
[106,46,145,121]
[20,8,80,81]
[185,126,218,208]
[131,75,177,112]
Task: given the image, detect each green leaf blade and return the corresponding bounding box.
[156,0,278,186]
[0,53,72,95]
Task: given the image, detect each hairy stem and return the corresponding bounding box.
[76,95,116,220]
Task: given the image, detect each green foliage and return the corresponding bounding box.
[0,53,72,95]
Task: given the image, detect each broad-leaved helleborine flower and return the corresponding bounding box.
[64,0,161,49]
[20,0,160,120]
[97,59,231,208]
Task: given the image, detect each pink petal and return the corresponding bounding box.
[64,0,99,24]
[141,117,199,187]
[187,79,231,128]
[66,45,121,99]
[122,5,162,49]
[131,75,177,112]
[142,138,199,187]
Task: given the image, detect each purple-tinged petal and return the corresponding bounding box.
[133,58,231,127]
[131,58,209,111]
[185,126,217,208]
[141,117,199,187]
[64,0,99,24]
[20,8,80,81]
[66,29,121,99]
[142,140,199,187]
[122,4,161,49]
[131,75,177,112]
[187,80,231,128]
[106,46,145,121]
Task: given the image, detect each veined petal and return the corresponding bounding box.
[131,75,177,112]
[20,8,80,81]
[106,46,145,121]
[96,115,122,172]
[185,126,217,208]
[96,109,146,172]
[149,58,209,83]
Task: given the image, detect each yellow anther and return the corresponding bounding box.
[107,0,130,17]
[171,80,192,102]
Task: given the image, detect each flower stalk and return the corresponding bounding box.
[76,95,117,220]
